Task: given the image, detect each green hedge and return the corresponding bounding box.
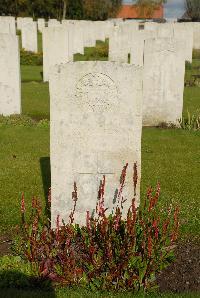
[20,49,43,66]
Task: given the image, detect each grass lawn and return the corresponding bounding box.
[1,288,200,298]
[21,65,49,120]
[0,126,199,237]
[0,126,49,233]
[183,56,200,117]
[183,87,200,117]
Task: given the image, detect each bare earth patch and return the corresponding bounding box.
[157,240,200,293]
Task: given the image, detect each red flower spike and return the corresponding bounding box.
[21,193,25,214]
[133,163,138,196]
[147,234,153,258]
[86,211,91,231]
[48,188,51,206]
[69,182,78,224]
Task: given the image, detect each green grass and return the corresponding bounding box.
[21,65,49,120]
[183,87,200,117]
[38,32,43,52]
[74,40,108,61]
[1,288,200,298]
[22,82,49,120]
[0,126,199,237]
[21,65,43,82]
[0,126,49,233]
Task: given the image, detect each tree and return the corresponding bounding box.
[83,0,122,21]
[66,0,84,20]
[135,0,167,18]
[62,0,67,19]
[185,0,200,21]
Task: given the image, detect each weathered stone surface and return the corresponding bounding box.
[189,22,200,50]
[130,30,156,66]
[21,21,38,52]
[0,16,16,34]
[43,26,69,82]
[145,22,193,62]
[48,19,61,27]
[173,23,193,62]
[0,34,21,116]
[17,17,23,30]
[109,22,139,63]
[65,22,84,57]
[38,18,45,32]
[49,61,143,227]
[109,25,130,63]
[143,38,185,126]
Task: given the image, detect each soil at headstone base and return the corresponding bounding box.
[157,239,200,293]
[0,234,199,294]
[0,234,12,256]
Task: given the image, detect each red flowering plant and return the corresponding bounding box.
[19,164,179,292]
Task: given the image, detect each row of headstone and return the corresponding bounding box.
[109,22,193,126]
[1,16,200,55]
[43,21,113,81]
[0,20,198,123]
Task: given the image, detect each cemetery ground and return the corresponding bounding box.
[0,43,200,297]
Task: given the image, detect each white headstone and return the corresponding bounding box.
[192,22,200,50]
[109,25,130,63]
[43,26,69,82]
[38,18,45,33]
[49,61,143,227]
[173,23,193,62]
[157,23,174,38]
[21,21,38,53]
[21,17,33,27]
[0,16,16,34]
[130,30,156,66]
[143,38,185,126]
[64,22,84,57]
[48,19,61,27]
[82,21,96,47]
[17,17,23,30]
[0,34,21,116]
[109,22,139,63]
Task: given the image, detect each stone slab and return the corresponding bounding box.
[0,34,21,116]
[49,61,143,227]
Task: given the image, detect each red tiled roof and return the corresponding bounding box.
[117,4,164,19]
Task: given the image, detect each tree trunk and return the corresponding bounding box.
[63,0,67,20]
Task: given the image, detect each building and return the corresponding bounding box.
[117,1,164,20]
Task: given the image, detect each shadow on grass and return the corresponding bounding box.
[40,157,51,217]
[0,270,55,298]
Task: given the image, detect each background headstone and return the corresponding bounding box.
[48,19,61,27]
[143,38,185,126]
[0,34,21,115]
[21,21,38,52]
[0,16,16,34]
[43,26,69,82]
[38,18,45,33]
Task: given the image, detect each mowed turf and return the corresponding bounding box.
[1,288,200,298]
[0,125,199,237]
[21,65,49,120]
